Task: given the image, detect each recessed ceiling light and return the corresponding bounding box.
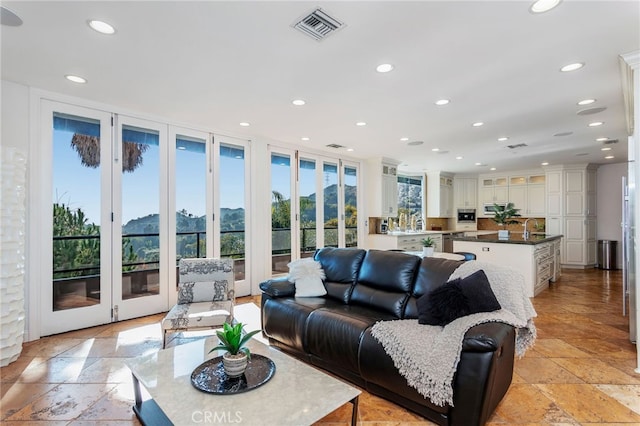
[435,99,450,106]
[65,75,87,84]
[560,62,584,72]
[88,20,116,34]
[541,162,549,166]
[497,137,509,142]
[0,6,23,26]
[400,137,409,141]
[596,137,609,142]
[472,122,484,127]
[529,0,562,14]
[605,155,615,159]
[376,63,394,73]
[432,148,440,152]
[177,146,186,150]
[475,162,482,166]
[346,148,354,152]
[292,99,306,106]
[456,156,463,160]
[588,121,604,127]
[601,147,612,151]
[239,122,250,127]
[490,167,496,171]
[356,122,366,126]
[301,137,310,141]
[577,99,596,106]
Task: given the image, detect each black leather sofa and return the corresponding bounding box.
[260,248,516,426]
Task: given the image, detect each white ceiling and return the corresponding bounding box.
[2,1,639,174]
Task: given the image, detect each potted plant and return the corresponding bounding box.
[492,202,521,238]
[209,322,260,378]
[421,237,435,257]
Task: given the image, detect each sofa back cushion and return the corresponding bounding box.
[350,250,420,318]
[404,257,463,319]
[314,247,367,303]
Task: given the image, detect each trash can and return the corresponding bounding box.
[597,240,617,270]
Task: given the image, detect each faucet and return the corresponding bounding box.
[523,218,538,240]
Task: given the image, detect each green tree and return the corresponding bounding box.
[53,202,138,277]
[271,190,291,229]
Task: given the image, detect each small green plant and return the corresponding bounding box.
[209,322,260,358]
[421,237,435,247]
[492,203,521,226]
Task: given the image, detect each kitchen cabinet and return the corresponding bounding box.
[507,175,545,217]
[545,164,597,267]
[366,158,400,217]
[366,232,443,252]
[453,235,561,297]
[479,177,508,206]
[426,171,454,218]
[454,177,477,208]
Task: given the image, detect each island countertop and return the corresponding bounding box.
[452,232,563,245]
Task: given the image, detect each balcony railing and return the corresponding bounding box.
[53,226,358,278]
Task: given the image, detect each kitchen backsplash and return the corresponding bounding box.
[477,217,546,232]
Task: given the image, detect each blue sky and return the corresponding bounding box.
[53,129,245,225]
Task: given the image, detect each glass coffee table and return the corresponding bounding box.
[126,337,360,425]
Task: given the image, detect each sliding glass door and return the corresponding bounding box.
[269,148,360,276]
[217,136,251,296]
[113,116,169,320]
[43,102,113,334]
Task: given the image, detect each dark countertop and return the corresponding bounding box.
[452,232,563,245]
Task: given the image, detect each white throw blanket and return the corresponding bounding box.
[370,261,537,407]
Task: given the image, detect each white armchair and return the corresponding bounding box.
[162,258,234,349]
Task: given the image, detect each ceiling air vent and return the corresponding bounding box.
[326,143,345,149]
[292,8,345,41]
[603,139,619,145]
[507,143,528,149]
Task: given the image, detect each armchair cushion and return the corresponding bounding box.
[177,258,234,304]
[162,301,232,330]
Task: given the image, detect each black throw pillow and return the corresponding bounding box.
[417,269,501,326]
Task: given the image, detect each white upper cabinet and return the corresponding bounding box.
[366,157,400,217]
[479,172,545,217]
[454,177,477,208]
[426,171,453,218]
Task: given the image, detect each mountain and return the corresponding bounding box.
[123,208,244,235]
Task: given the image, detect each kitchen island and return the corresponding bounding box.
[366,230,452,252]
[453,233,562,297]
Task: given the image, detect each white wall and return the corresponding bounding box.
[1,81,29,150]
[596,162,626,269]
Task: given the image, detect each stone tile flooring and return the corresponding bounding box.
[1,268,638,425]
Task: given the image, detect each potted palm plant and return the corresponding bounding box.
[209,322,260,378]
[492,203,521,238]
[421,237,435,257]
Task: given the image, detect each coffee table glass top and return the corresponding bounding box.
[126,337,360,425]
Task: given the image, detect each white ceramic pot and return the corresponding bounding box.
[422,247,435,257]
[222,352,248,378]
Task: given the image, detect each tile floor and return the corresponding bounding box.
[1,268,639,425]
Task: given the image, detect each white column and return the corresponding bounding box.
[0,146,27,366]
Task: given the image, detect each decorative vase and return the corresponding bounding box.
[422,247,435,257]
[498,229,510,239]
[222,352,248,378]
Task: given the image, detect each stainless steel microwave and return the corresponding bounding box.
[483,203,505,215]
[457,209,476,222]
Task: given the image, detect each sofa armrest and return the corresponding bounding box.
[461,322,513,353]
[259,277,296,298]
